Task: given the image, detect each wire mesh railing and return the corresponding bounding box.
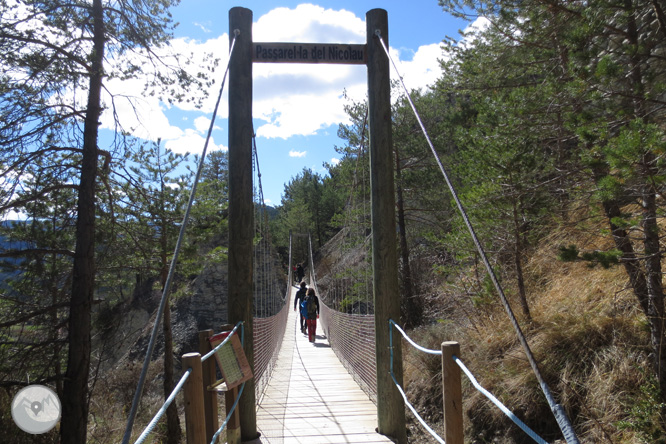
[319,300,377,402]
[306,232,378,403]
[253,298,290,399]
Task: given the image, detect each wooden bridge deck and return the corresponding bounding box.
[246,287,392,444]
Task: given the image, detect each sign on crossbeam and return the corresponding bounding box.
[253,42,366,64]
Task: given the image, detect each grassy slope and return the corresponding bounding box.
[403,206,659,444]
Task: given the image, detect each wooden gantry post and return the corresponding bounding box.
[228,6,258,442]
[367,8,407,444]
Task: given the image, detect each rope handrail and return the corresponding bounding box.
[121,31,239,444]
[389,370,445,444]
[389,319,440,355]
[374,30,579,444]
[133,368,192,444]
[210,381,246,444]
[388,319,445,444]
[454,357,549,444]
[389,319,550,444]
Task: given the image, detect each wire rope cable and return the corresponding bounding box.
[388,320,445,444]
[390,320,550,444]
[121,31,239,444]
[454,357,550,444]
[374,30,579,444]
[133,369,192,444]
[201,321,243,362]
[389,319,440,355]
[210,381,246,444]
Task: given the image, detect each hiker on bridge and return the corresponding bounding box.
[294,281,308,334]
[296,262,305,284]
[303,287,320,343]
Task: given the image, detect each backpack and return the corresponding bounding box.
[305,295,317,319]
[300,298,308,319]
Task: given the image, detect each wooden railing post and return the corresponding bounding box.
[199,330,219,443]
[441,341,463,444]
[183,352,206,444]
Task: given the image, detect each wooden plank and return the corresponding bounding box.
[253,287,394,444]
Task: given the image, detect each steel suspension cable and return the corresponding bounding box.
[374,30,580,444]
[121,31,239,444]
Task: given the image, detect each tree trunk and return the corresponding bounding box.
[640,156,666,404]
[163,301,181,443]
[625,1,666,404]
[512,202,531,321]
[160,179,181,444]
[395,149,419,328]
[61,1,104,442]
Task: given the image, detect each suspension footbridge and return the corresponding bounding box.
[122,7,580,444]
[251,286,393,444]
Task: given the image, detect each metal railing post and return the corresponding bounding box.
[441,341,463,444]
[183,352,206,444]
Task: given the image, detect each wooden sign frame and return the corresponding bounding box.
[208,331,253,390]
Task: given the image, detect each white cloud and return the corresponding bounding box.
[289,150,307,158]
[389,43,445,92]
[459,17,491,49]
[194,115,221,134]
[253,4,365,43]
[330,157,340,165]
[164,129,227,155]
[99,5,449,144]
[194,22,211,33]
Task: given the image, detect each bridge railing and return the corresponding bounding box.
[319,301,377,402]
[253,298,290,399]
[133,322,246,444]
[389,320,551,444]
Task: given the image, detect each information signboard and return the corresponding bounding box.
[208,330,253,390]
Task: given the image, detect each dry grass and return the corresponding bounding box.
[87,360,181,444]
[404,204,661,443]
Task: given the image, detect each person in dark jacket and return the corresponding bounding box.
[296,263,305,284]
[293,281,307,333]
[303,288,320,343]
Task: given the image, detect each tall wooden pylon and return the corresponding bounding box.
[228,7,258,442]
[367,8,407,444]
[227,6,405,443]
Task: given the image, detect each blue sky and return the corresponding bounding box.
[100,1,475,206]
